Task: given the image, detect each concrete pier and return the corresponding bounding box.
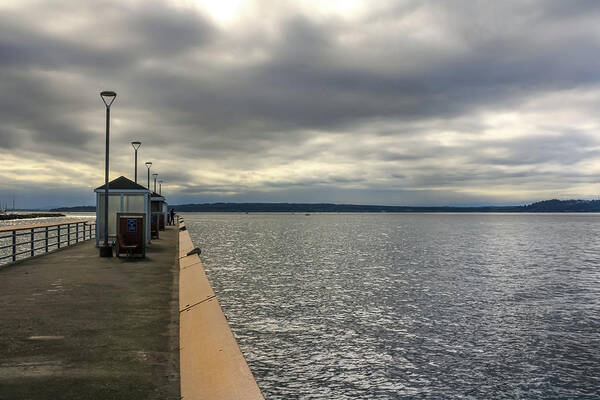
[0,227,180,399]
[178,221,264,400]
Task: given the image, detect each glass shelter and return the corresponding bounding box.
[151,193,168,231]
[95,176,151,246]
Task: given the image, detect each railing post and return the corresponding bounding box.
[45,227,49,253]
[12,230,16,262]
[57,225,61,249]
[76,223,79,243]
[83,223,86,241]
[67,224,71,246]
[30,229,34,257]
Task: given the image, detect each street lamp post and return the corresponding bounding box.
[131,141,141,183]
[158,180,163,195]
[152,173,158,193]
[145,162,152,190]
[100,90,117,257]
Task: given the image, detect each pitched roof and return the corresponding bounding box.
[95,176,149,191]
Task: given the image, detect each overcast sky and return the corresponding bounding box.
[1,0,600,208]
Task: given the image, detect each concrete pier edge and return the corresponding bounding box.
[178,219,264,400]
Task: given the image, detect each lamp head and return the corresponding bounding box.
[145,161,152,169]
[131,141,141,150]
[100,90,117,107]
[152,173,158,178]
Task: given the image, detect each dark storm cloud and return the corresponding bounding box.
[475,130,600,167]
[127,2,216,54]
[122,0,600,141]
[2,0,600,207]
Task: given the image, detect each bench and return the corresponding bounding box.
[116,233,140,258]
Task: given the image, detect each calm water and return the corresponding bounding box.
[0,212,95,228]
[185,213,600,399]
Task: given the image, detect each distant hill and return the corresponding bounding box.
[171,202,514,213]
[49,206,95,212]
[49,199,600,213]
[517,199,600,212]
[172,200,600,213]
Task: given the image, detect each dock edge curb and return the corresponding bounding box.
[178,218,264,400]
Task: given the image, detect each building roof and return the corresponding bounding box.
[151,192,166,201]
[94,176,149,192]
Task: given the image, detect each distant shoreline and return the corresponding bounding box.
[49,199,600,213]
[0,213,66,221]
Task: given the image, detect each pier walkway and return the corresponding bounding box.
[0,227,179,399]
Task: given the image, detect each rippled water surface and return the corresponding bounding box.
[185,213,600,399]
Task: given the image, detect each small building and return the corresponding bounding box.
[150,192,168,231]
[94,176,151,246]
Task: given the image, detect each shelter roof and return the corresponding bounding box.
[94,176,149,192]
[151,192,166,201]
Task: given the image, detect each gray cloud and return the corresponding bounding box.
[1,0,600,207]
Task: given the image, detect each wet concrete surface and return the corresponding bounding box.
[0,227,179,400]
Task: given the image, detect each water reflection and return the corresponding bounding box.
[186,213,600,399]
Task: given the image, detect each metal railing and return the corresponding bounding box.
[0,220,96,266]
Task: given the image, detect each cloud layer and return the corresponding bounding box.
[1,0,600,208]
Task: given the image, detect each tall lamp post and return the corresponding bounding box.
[145,162,152,189]
[152,173,158,193]
[158,180,163,195]
[100,90,116,257]
[131,141,141,183]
